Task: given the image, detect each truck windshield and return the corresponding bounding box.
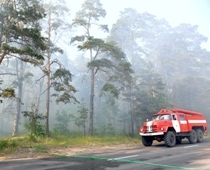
[152,114,171,120]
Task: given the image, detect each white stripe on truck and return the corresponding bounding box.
[180,120,187,124]
[188,120,206,123]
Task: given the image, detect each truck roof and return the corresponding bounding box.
[154,108,203,116]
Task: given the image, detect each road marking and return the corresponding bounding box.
[115,159,204,170]
[107,154,139,161]
[183,145,198,148]
[55,154,204,170]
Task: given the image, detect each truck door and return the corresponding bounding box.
[178,114,189,132]
[172,114,181,132]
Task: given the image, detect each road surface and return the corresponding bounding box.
[0,138,209,170]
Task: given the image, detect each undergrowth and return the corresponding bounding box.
[0,134,140,156]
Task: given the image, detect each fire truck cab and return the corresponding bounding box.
[139,108,208,147]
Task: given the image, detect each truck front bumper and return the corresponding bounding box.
[140,132,164,136]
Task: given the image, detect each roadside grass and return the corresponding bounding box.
[0,133,209,157]
[0,134,140,156]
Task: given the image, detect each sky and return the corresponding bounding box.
[67,0,210,50]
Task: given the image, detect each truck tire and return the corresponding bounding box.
[164,131,176,147]
[141,136,153,146]
[188,129,197,144]
[196,129,203,143]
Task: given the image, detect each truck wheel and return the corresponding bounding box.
[164,131,176,147]
[188,129,197,144]
[196,129,203,143]
[141,136,153,146]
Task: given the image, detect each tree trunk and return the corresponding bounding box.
[45,10,51,136]
[0,51,6,65]
[12,60,24,136]
[129,86,134,135]
[88,47,94,136]
[45,51,51,136]
[36,79,44,114]
[83,118,86,136]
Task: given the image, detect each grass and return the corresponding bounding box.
[49,134,140,146]
[0,134,140,157]
[0,133,209,157]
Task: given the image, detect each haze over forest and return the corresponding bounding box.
[0,0,210,137]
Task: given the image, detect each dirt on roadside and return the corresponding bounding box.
[0,144,136,161]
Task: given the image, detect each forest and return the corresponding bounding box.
[0,0,210,138]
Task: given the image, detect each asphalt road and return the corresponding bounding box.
[0,137,209,170]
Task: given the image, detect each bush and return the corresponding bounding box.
[22,107,46,141]
[0,140,9,150]
[0,139,18,151]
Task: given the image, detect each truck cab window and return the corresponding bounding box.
[172,115,176,120]
[179,115,185,120]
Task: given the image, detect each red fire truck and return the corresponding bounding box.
[139,108,208,147]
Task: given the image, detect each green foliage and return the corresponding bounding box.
[22,106,46,141]
[33,145,48,153]
[108,8,163,57]
[71,35,85,43]
[0,134,139,155]
[87,58,113,70]
[0,0,47,65]
[108,9,175,131]
[54,110,71,135]
[72,0,107,28]
[0,140,8,151]
[96,123,114,135]
[70,102,88,135]
[2,44,44,61]
[0,88,16,103]
[47,134,139,146]
[0,88,15,98]
[100,24,109,32]
[71,0,133,136]
[102,83,120,98]
[81,39,133,97]
[51,68,78,104]
[131,66,172,120]
[77,38,103,50]
[0,139,17,151]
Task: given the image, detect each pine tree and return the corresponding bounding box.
[0,0,47,65]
